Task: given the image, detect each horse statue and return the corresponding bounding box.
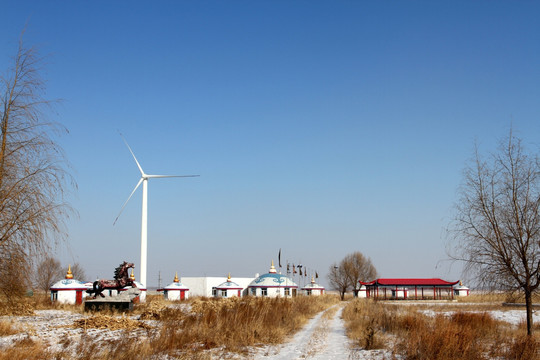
[86,261,136,298]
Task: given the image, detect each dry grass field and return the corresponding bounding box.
[1,293,539,359]
[342,296,540,360]
[0,294,339,359]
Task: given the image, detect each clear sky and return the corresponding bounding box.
[2,1,539,288]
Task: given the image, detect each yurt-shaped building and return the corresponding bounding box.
[50,265,88,305]
[248,261,298,297]
[215,273,243,298]
[454,281,470,297]
[301,277,325,296]
[158,272,189,301]
[120,269,147,302]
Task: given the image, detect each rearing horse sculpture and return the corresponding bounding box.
[86,261,135,298]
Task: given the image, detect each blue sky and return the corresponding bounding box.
[2,2,540,287]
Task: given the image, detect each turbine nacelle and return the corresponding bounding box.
[113,135,199,226]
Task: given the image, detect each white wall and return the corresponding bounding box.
[181,277,255,297]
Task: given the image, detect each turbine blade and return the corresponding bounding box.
[113,178,143,225]
[146,174,200,179]
[119,133,145,176]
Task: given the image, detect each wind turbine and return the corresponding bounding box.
[114,136,199,287]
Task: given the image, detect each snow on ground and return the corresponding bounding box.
[0,309,156,356]
[1,301,536,359]
[420,308,540,326]
[249,304,391,360]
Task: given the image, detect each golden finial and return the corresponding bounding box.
[269,260,277,273]
[174,272,179,283]
[459,280,463,286]
[311,276,315,283]
[227,273,231,282]
[65,264,73,279]
[130,269,135,281]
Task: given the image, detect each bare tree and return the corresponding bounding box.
[327,262,349,300]
[328,251,378,300]
[0,246,30,304]
[0,32,74,302]
[450,131,540,335]
[33,256,63,293]
[343,251,378,296]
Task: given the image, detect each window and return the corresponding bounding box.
[251,288,257,296]
[284,288,290,296]
[221,290,227,297]
[306,289,312,296]
[212,287,217,296]
[261,288,268,296]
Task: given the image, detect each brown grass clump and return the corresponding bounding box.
[71,313,152,331]
[0,302,34,316]
[503,335,539,360]
[396,313,494,360]
[134,295,170,320]
[342,299,405,350]
[0,319,20,335]
[0,337,54,360]
[395,311,540,360]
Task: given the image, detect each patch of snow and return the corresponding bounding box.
[249,305,392,360]
[419,309,539,326]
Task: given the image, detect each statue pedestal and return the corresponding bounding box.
[84,299,133,311]
[84,287,141,312]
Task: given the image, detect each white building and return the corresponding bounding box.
[301,277,325,296]
[454,281,470,297]
[158,272,189,301]
[50,265,88,305]
[248,261,298,297]
[214,274,243,298]
[181,276,255,297]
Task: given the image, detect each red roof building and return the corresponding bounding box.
[359,278,460,300]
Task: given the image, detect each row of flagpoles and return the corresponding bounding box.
[277,248,319,287]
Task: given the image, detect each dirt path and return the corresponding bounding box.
[251,303,390,360]
[252,304,353,359]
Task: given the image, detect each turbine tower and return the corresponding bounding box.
[114,136,199,287]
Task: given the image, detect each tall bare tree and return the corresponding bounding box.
[328,251,378,300]
[327,262,349,300]
[33,256,63,293]
[450,131,540,335]
[343,251,378,296]
[0,32,74,301]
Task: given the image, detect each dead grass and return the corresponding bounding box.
[151,295,339,355]
[503,335,539,360]
[0,292,87,315]
[342,299,399,349]
[456,291,540,304]
[343,299,540,359]
[0,337,54,360]
[0,295,338,359]
[71,313,152,331]
[395,312,502,360]
[0,319,20,336]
